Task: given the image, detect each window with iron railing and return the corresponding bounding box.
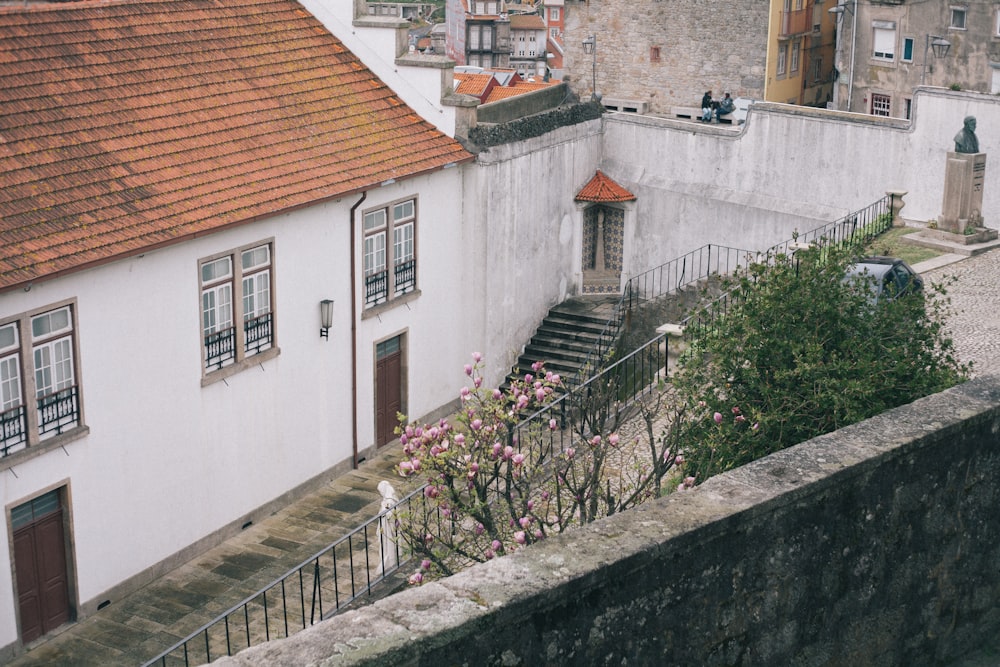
[364,198,418,308]
[200,242,275,376]
[0,304,85,459]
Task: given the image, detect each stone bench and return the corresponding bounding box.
[671,105,733,124]
[602,98,649,114]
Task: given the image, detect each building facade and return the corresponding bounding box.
[830,0,1000,117]
[765,0,838,106]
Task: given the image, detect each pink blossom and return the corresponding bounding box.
[441,508,451,519]
[540,490,550,501]
[549,418,558,430]
[752,422,760,431]
[534,529,543,539]
[524,373,534,383]
[517,394,530,409]
[492,442,503,457]
[732,406,741,415]
[410,458,421,472]
[684,476,696,487]
[531,361,542,372]
[519,517,532,529]
[460,387,471,401]
[405,425,415,438]
[454,433,466,446]
[408,571,424,585]
[608,433,620,447]
[503,446,514,460]
[735,415,746,423]
[514,531,527,544]
[474,376,483,388]
[713,412,723,424]
[399,461,414,477]
[475,523,485,535]
[469,462,480,473]
[512,453,525,466]
[424,533,434,545]
[550,374,560,384]
[430,445,441,456]
[472,351,482,362]
[471,418,483,431]
[485,549,495,560]
[535,387,546,402]
[421,559,432,571]
[674,454,684,465]
[527,500,534,511]
[493,389,503,400]
[424,485,439,499]
[591,435,601,447]
[662,449,672,461]
[464,364,473,376]
[429,426,440,439]
[565,447,575,459]
[491,540,502,551]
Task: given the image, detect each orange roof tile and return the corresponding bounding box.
[509,14,545,29]
[455,73,494,96]
[575,171,636,203]
[0,0,474,292]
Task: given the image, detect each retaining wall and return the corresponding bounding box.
[214,376,1000,666]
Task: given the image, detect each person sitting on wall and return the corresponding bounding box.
[700,90,714,122]
[715,93,735,122]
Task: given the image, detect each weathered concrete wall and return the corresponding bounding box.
[214,376,1000,666]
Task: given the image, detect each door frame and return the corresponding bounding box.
[7,481,78,647]
[373,330,407,448]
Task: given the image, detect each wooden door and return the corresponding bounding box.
[13,490,71,644]
[375,336,403,448]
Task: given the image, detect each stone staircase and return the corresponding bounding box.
[509,294,619,381]
[508,277,726,387]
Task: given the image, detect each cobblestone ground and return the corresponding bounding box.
[923,251,1000,378]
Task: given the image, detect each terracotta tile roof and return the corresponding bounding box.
[0,0,474,292]
[575,171,636,203]
[509,14,545,29]
[454,73,495,97]
[482,80,558,104]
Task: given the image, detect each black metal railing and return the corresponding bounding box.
[37,386,79,439]
[141,484,451,667]
[569,243,757,388]
[682,196,894,336]
[394,258,416,294]
[143,197,895,665]
[244,313,273,356]
[205,327,235,371]
[364,270,388,305]
[0,403,26,457]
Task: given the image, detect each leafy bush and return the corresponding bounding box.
[672,243,969,481]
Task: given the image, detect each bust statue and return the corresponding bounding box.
[954,116,980,154]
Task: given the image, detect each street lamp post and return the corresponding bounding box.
[828,0,857,111]
[921,34,952,85]
[582,35,598,102]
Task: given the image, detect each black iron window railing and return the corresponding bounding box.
[205,328,235,371]
[37,386,79,439]
[244,313,273,356]
[0,404,27,457]
[394,259,416,294]
[365,271,388,306]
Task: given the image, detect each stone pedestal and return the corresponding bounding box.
[939,152,986,233]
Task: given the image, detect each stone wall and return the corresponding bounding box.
[214,377,1000,666]
[563,0,768,115]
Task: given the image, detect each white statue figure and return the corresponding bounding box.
[376,480,400,574]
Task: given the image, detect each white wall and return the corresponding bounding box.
[0,166,468,648]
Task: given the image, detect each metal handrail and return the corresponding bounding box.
[143,196,894,665]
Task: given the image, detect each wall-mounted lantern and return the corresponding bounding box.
[320,299,334,340]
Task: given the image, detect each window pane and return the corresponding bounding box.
[34,346,52,397]
[873,28,895,59]
[393,200,414,222]
[202,285,232,335]
[364,232,386,275]
[243,270,271,319]
[394,222,414,263]
[0,323,17,353]
[951,8,966,29]
[0,354,21,410]
[902,38,913,61]
[201,257,232,284]
[31,307,71,340]
[364,209,387,232]
[241,245,270,271]
[53,339,74,391]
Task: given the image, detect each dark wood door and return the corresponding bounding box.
[13,492,70,644]
[375,336,403,448]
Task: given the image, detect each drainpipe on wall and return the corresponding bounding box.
[350,191,367,468]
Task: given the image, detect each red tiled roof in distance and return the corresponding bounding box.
[575,171,636,203]
[0,0,474,292]
[454,73,495,97]
[509,14,545,30]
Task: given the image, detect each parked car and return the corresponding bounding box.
[845,256,923,303]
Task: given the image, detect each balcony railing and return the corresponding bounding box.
[0,403,26,457]
[37,386,79,440]
[204,327,235,371]
[365,270,388,306]
[244,313,273,356]
[394,259,416,294]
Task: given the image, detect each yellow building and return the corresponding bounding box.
[765,0,838,107]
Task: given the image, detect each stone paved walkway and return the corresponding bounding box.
[8,249,1000,667]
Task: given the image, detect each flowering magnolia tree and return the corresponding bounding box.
[396,354,686,583]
